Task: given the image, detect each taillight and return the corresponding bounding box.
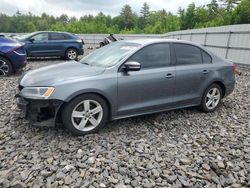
[232,63,237,74]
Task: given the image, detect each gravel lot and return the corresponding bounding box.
[0,54,249,188]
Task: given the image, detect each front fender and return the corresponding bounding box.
[63,88,115,118]
[64,88,113,104]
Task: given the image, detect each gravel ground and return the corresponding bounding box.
[0,55,249,188]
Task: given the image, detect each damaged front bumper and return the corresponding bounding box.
[16,96,63,127]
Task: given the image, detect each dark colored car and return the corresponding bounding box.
[16,39,236,135]
[0,36,26,76]
[17,31,84,60]
[99,34,118,47]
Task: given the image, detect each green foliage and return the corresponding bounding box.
[232,0,250,24]
[0,0,249,34]
[119,5,137,30]
[139,2,150,29]
[26,22,36,32]
[220,0,241,12]
[207,0,219,19]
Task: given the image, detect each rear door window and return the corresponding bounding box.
[174,43,202,65]
[49,33,66,40]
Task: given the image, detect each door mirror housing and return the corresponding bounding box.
[28,38,35,43]
[123,61,141,72]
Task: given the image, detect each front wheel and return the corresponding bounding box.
[199,84,222,112]
[65,48,78,60]
[62,94,108,135]
[0,57,13,76]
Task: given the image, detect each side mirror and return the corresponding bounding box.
[123,61,141,72]
[29,38,35,43]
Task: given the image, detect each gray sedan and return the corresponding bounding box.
[16,39,236,135]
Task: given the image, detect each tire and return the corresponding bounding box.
[199,83,222,112]
[99,42,105,47]
[62,94,108,135]
[65,48,78,60]
[0,57,13,76]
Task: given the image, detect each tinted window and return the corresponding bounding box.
[174,43,202,65]
[50,33,66,40]
[129,43,171,69]
[31,33,48,41]
[201,50,212,63]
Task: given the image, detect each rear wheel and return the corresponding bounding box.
[0,57,12,76]
[62,94,108,135]
[65,48,78,60]
[199,84,222,112]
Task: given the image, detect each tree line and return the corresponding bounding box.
[0,0,249,34]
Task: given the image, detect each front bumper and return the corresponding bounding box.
[78,48,84,55]
[16,96,63,127]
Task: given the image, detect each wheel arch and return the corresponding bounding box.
[65,46,79,54]
[200,79,226,104]
[0,54,13,72]
[212,81,226,98]
[56,91,113,124]
[0,54,11,63]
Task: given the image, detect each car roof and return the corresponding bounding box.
[123,38,226,62]
[29,31,77,38]
[123,38,200,46]
[27,31,74,36]
[30,31,73,35]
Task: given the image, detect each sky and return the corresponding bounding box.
[0,0,211,18]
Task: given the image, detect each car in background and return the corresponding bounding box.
[16,39,236,135]
[0,36,26,76]
[99,34,118,47]
[17,31,84,60]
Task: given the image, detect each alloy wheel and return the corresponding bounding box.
[205,87,221,110]
[71,99,103,132]
[67,50,77,60]
[0,60,9,76]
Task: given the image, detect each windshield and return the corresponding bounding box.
[15,32,37,40]
[80,42,140,67]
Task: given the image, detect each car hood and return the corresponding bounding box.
[0,37,23,53]
[20,61,105,86]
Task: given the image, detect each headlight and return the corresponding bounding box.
[20,87,55,99]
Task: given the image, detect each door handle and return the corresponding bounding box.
[165,73,174,79]
[202,70,209,74]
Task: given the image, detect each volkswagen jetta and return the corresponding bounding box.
[16,39,236,135]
